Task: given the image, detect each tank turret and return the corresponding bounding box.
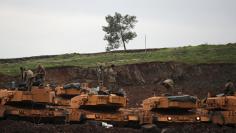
[205,93,236,125]
[0,86,67,122]
[70,94,127,110]
[206,93,236,111]
[142,95,197,111]
[142,95,208,123]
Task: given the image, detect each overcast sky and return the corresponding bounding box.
[0,0,236,58]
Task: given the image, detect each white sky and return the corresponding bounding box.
[0,0,236,58]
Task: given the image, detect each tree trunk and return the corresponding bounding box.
[122,41,126,51]
[120,32,126,51]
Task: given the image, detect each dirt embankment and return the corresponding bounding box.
[46,62,236,107]
[1,61,236,107]
[1,62,236,133]
[116,62,236,106]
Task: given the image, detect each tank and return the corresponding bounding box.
[67,85,129,124]
[142,95,197,111]
[142,95,208,123]
[0,86,67,122]
[0,89,12,118]
[205,92,236,125]
[8,86,55,103]
[206,93,236,110]
[54,83,91,106]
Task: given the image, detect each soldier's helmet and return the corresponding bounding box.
[38,64,43,68]
[163,79,174,87]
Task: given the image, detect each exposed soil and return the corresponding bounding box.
[1,61,236,132]
[46,62,236,101]
[0,120,235,133]
[2,61,235,107]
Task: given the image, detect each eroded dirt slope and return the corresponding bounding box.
[1,61,236,107]
[1,61,236,132]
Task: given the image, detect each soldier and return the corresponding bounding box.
[162,79,174,95]
[97,65,104,88]
[35,64,46,86]
[224,80,235,96]
[20,67,25,82]
[106,64,118,94]
[23,69,34,91]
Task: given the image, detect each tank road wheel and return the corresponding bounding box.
[7,115,19,121]
[210,112,225,125]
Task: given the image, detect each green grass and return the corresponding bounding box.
[1,43,236,76]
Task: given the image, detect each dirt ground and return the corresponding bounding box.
[0,61,236,132]
[0,120,235,133]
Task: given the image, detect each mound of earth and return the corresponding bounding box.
[1,61,236,107]
[0,61,236,132]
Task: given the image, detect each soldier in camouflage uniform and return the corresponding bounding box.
[162,79,174,95]
[20,67,25,82]
[20,67,34,90]
[35,64,46,86]
[224,80,235,96]
[106,64,118,94]
[97,65,104,88]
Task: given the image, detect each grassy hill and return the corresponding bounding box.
[0,43,236,76]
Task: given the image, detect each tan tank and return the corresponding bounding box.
[0,89,12,117]
[70,94,127,109]
[67,86,129,123]
[206,93,236,110]
[0,89,13,105]
[205,92,236,125]
[142,95,209,123]
[142,95,197,111]
[0,86,67,120]
[54,83,91,106]
[9,86,55,104]
[53,82,129,123]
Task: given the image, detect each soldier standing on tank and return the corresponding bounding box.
[97,65,104,88]
[22,69,34,91]
[224,80,235,96]
[20,67,25,82]
[106,64,118,94]
[35,64,46,86]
